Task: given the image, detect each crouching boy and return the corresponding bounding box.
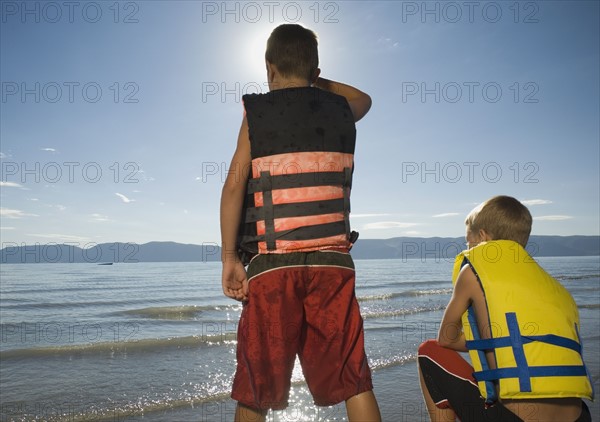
[418,195,593,421]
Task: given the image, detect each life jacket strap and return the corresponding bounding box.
[467,334,583,354]
[467,306,497,404]
[258,171,276,250]
[343,167,352,239]
[240,221,348,244]
[244,198,346,223]
[473,365,589,382]
[467,312,587,396]
[246,171,347,194]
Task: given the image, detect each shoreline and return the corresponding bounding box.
[120,360,600,422]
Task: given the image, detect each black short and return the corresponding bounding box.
[418,340,591,422]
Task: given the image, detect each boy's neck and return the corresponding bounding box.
[268,76,311,91]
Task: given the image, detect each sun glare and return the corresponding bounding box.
[244,27,270,86]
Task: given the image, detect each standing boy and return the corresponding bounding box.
[220,24,381,422]
[418,195,593,421]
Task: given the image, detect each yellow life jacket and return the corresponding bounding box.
[452,240,594,403]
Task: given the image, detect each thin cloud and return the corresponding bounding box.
[0,208,39,219]
[534,215,573,221]
[522,199,553,206]
[115,193,135,203]
[0,226,15,230]
[363,221,419,230]
[90,213,110,222]
[41,148,57,152]
[376,36,400,51]
[351,213,392,218]
[136,169,154,182]
[432,213,460,218]
[26,233,90,243]
[0,181,24,188]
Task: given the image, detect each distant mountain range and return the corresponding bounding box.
[1,236,598,264]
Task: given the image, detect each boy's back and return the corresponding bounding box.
[238,86,357,258]
[454,241,592,406]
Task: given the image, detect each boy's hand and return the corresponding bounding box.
[222,259,248,302]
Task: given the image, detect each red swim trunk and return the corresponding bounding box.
[231,251,373,410]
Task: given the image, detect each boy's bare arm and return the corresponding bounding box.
[437,265,481,351]
[313,77,372,122]
[220,116,251,301]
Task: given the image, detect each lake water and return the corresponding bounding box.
[1,256,598,421]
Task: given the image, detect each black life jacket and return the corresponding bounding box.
[237,87,358,263]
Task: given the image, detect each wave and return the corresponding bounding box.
[362,305,446,319]
[1,300,239,313]
[370,352,418,371]
[1,298,166,310]
[358,288,452,302]
[363,279,448,289]
[579,303,600,309]
[0,333,238,360]
[7,391,234,422]
[3,286,127,295]
[556,274,600,281]
[121,305,240,320]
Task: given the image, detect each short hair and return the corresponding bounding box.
[265,24,318,82]
[465,195,532,247]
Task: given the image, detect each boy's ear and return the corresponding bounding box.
[311,68,321,84]
[479,229,492,242]
[266,60,276,82]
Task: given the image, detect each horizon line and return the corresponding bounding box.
[1,234,599,249]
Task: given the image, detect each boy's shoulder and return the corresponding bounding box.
[242,87,349,107]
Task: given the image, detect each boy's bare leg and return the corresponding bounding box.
[345,391,382,422]
[418,368,456,422]
[234,403,267,422]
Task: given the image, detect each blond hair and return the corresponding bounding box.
[465,195,532,247]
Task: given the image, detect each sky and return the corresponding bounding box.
[1,0,599,249]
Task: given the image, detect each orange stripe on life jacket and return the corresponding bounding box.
[254,186,344,207]
[258,235,351,255]
[251,151,354,178]
[256,212,346,235]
